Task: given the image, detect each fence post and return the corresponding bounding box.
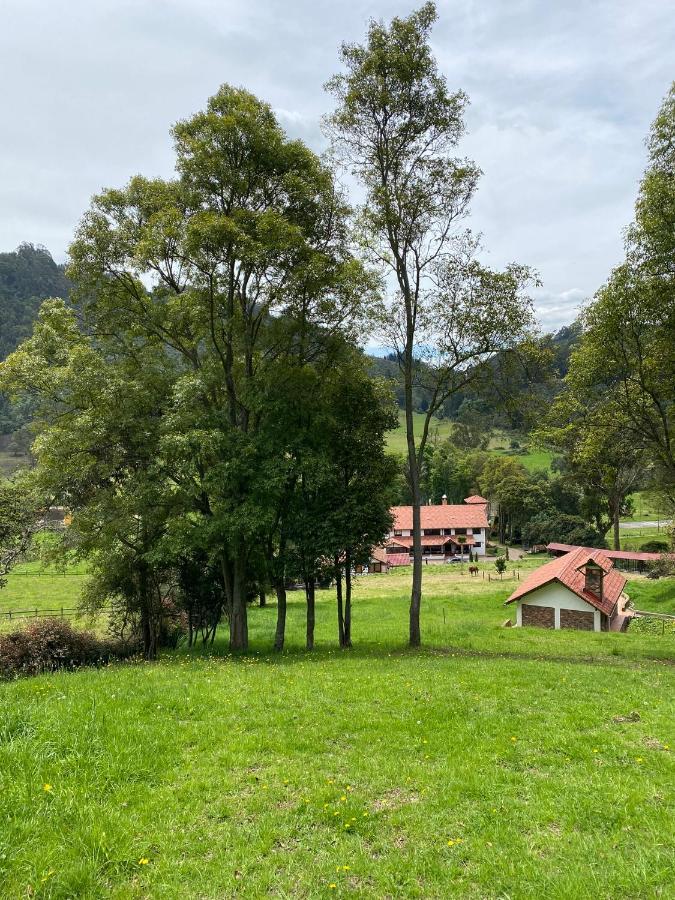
[61,606,64,619]
[35,607,38,618]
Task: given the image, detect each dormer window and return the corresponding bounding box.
[582,561,604,598]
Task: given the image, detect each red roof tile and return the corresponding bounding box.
[386,553,410,567]
[546,542,663,562]
[391,504,489,530]
[506,546,626,616]
[464,495,488,504]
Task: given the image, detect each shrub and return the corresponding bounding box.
[646,555,675,579]
[0,619,131,680]
[639,540,670,553]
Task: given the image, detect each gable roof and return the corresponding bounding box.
[391,504,489,530]
[464,495,488,504]
[506,546,626,616]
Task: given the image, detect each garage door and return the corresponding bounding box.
[521,604,554,628]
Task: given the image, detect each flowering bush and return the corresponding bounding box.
[0,618,131,679]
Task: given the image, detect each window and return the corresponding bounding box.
[394,530,402,536]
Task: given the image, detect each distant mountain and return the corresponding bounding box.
[0,243,70,434]
[0,243,70,361]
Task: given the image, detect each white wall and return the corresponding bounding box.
[514,581,600,631]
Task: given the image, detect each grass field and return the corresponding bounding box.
[385,411,455,456]
[385,416,555,474]
[1,562,673,898]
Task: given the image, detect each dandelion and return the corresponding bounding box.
[43,784,53,793]
[329,885,337,890]
[138,858,149,866]
[636,757,643,763]
[340,796,347,802]
[592,749,599,753]
[510,737,517,742]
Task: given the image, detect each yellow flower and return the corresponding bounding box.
[329,885,337,890]
[340,796,347,802]
[636,757,643,763]
[138,858,149,866]
[447,840,455,846]
[511,737,517,742]
[592,749,599,753]
[43,784,52,793]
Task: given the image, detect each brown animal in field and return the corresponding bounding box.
[469,565,479,576]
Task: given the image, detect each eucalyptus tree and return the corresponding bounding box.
[67,85,372,651]
[326,3,535,645]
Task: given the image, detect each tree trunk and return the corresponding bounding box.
[259,589,267,608]
[273,580,287,652]
[138,563,156,661]
[305,575,315,650]
[405,362,423,648]
[335,556,345,646]
[229,552,248,651]
[612,503,621,551]
[344,549,353,649]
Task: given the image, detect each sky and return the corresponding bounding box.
[1,0,673,333]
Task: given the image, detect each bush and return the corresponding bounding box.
[0,619,131,680]
[646,555,675,579]
[640,540,670,553]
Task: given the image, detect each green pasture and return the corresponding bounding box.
[0,559,673,898]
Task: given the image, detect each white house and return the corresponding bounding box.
[505,546,630,632]
[385,496,489,565]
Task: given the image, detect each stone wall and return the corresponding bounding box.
[521,604,554,628]
[560,608,595,631]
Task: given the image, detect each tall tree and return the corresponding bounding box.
[66,85,370,651]
[563,84,675,506]
[326,3,534,646]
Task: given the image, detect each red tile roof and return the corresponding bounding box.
[386,553,410,567]
[546,542,663,562]
[464,495,488,504]
[391,504,489,530]
[506,546,626,616]
[387,535,476,548]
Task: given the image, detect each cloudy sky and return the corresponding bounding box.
[1,0,673,331]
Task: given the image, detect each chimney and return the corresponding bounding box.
[441,494,448,505]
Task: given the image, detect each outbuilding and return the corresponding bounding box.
[505,546,630,632]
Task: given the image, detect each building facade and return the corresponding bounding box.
[385,496,489,565]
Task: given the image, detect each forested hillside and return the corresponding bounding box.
[0,244,70,434]
[368,322,580,425]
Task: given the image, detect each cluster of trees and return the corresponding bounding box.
[1,86,398,659]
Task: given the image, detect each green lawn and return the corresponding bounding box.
[385,411,455,456]
[0,563,673,898]
[0,558,92,632]
[385,417,554,473]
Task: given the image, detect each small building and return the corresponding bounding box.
[505,546,630,632]
[368,546,389,574]
[546,542,662,573]
[385,496,489,565]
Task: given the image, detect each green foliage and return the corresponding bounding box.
[560,84,675,503]
[522,512,607,549]
[640,540,671,553]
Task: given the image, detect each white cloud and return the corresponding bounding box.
[0,0,672,334]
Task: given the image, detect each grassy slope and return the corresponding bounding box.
[1,564,673,898]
